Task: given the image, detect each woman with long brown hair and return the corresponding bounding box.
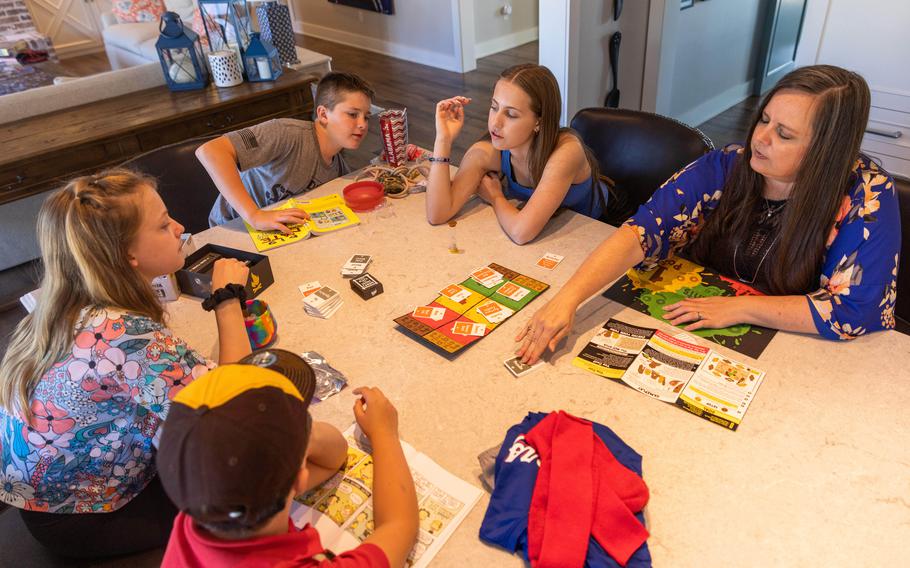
[516,65,901,363]
[0,170,251,557]
[425,63,609,244]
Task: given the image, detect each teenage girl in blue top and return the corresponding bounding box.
[425,64,608,244]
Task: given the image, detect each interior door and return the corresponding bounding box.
[754,0,807,94]
[26,0,105,58]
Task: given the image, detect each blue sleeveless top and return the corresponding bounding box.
[500,150,606,220]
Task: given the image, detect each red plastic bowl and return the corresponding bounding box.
[343,181,385,212]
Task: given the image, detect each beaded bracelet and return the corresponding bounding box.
[428,156,451,163]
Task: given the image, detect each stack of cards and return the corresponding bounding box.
[303,286,343,319]
[469,266,504,287]
[341,254,372,277]
[504,355,545,377]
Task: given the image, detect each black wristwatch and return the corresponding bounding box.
[202,284,248,311]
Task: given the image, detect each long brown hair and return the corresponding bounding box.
[0,169,165,419]
[687,65,871,294]
[497,64,609,211]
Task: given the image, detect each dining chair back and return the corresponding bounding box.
[119,136,220,235]
[570,107,714,226]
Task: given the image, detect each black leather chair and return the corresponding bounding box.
[570,107,714,227]
[895,179,910,334]
[119,136,220,235]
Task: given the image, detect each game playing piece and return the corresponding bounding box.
[298,281,322,298]
[503,355,545,378]
[341,254,372,277]
[536,252,564,270]
[440,284,471,303]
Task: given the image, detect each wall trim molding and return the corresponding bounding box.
[674,79,755,128]
[293,21,461,73]
[474,26,538,59]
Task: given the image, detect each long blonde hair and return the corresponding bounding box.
[0,169,165,420]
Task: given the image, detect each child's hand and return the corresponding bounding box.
[435,96,470,143]
[248,207,311,235]
[352,387,399,442]
[211,258,249,292]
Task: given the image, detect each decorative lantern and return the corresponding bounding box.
[198,0,252,55]
[156,12,209,91]
[243,32,282,82]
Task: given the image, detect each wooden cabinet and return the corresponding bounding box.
[25,0,108,58]
[0,69,317,205]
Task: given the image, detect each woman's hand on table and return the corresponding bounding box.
[210,258,249,292]
[248,207,310,235]
[434,96,471,143]
[663,296,747,331]
[476,172,504,205]
[515,294,580,364]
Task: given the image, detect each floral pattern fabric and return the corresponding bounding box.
[625,145,901,340]
[111,0,167,24]
[0,307,214,514]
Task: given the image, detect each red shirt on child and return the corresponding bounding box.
[162,512,389,567]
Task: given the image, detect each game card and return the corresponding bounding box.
[496,282,530,302]
[469,267,504,287]
[440,284,471,303]
[503,356,545,377]
[451,321,487,337]
[413,306,446,321]
[476,301,514,324]
[536,253,564,270]
[299,281,322,297]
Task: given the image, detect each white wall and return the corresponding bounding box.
[291,0,464,72]
[472,0,537,59]
[665,0,767,127]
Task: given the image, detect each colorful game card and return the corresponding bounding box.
[439,284,471,303]
[476,300,514,324]
[496,282,530,302]
[536,253,564,270]
[299,281,322,298]
[470,267,504,287]
[413,306,446,321]
[451,321,487,337]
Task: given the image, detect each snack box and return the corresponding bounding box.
[177,244,274,299]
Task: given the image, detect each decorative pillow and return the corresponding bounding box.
[111,0,167,24]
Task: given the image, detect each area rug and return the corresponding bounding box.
[0,61,55,95]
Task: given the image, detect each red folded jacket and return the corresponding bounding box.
[524,411,649,568]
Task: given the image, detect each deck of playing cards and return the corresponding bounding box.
[504,355,545,377]
[303,286,343,318]
[341,254,372,277]
[350,273,383,300]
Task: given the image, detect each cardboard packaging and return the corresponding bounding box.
[350,273,383,300]
[177,244,274,299]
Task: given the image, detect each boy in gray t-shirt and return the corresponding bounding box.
[198,72,375,232]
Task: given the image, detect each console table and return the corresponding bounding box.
[0,68,318,206]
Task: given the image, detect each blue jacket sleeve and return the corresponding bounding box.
[807,160,901,339]
[623,146,739,270]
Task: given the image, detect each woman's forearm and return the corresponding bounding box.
[739,295,817,334]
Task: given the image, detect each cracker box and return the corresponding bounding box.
[177,244,274,299]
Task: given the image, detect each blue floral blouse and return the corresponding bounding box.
[625,145,901,340]
[0,307,214,514]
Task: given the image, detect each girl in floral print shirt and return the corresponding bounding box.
[0,169,251,558]
[517,65,900,364]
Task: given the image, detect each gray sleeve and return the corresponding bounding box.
[224,119,290,172]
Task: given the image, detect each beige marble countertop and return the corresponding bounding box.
[165,172,910,567]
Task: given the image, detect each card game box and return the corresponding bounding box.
[394,262,548,357]
[177,244,274,300]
